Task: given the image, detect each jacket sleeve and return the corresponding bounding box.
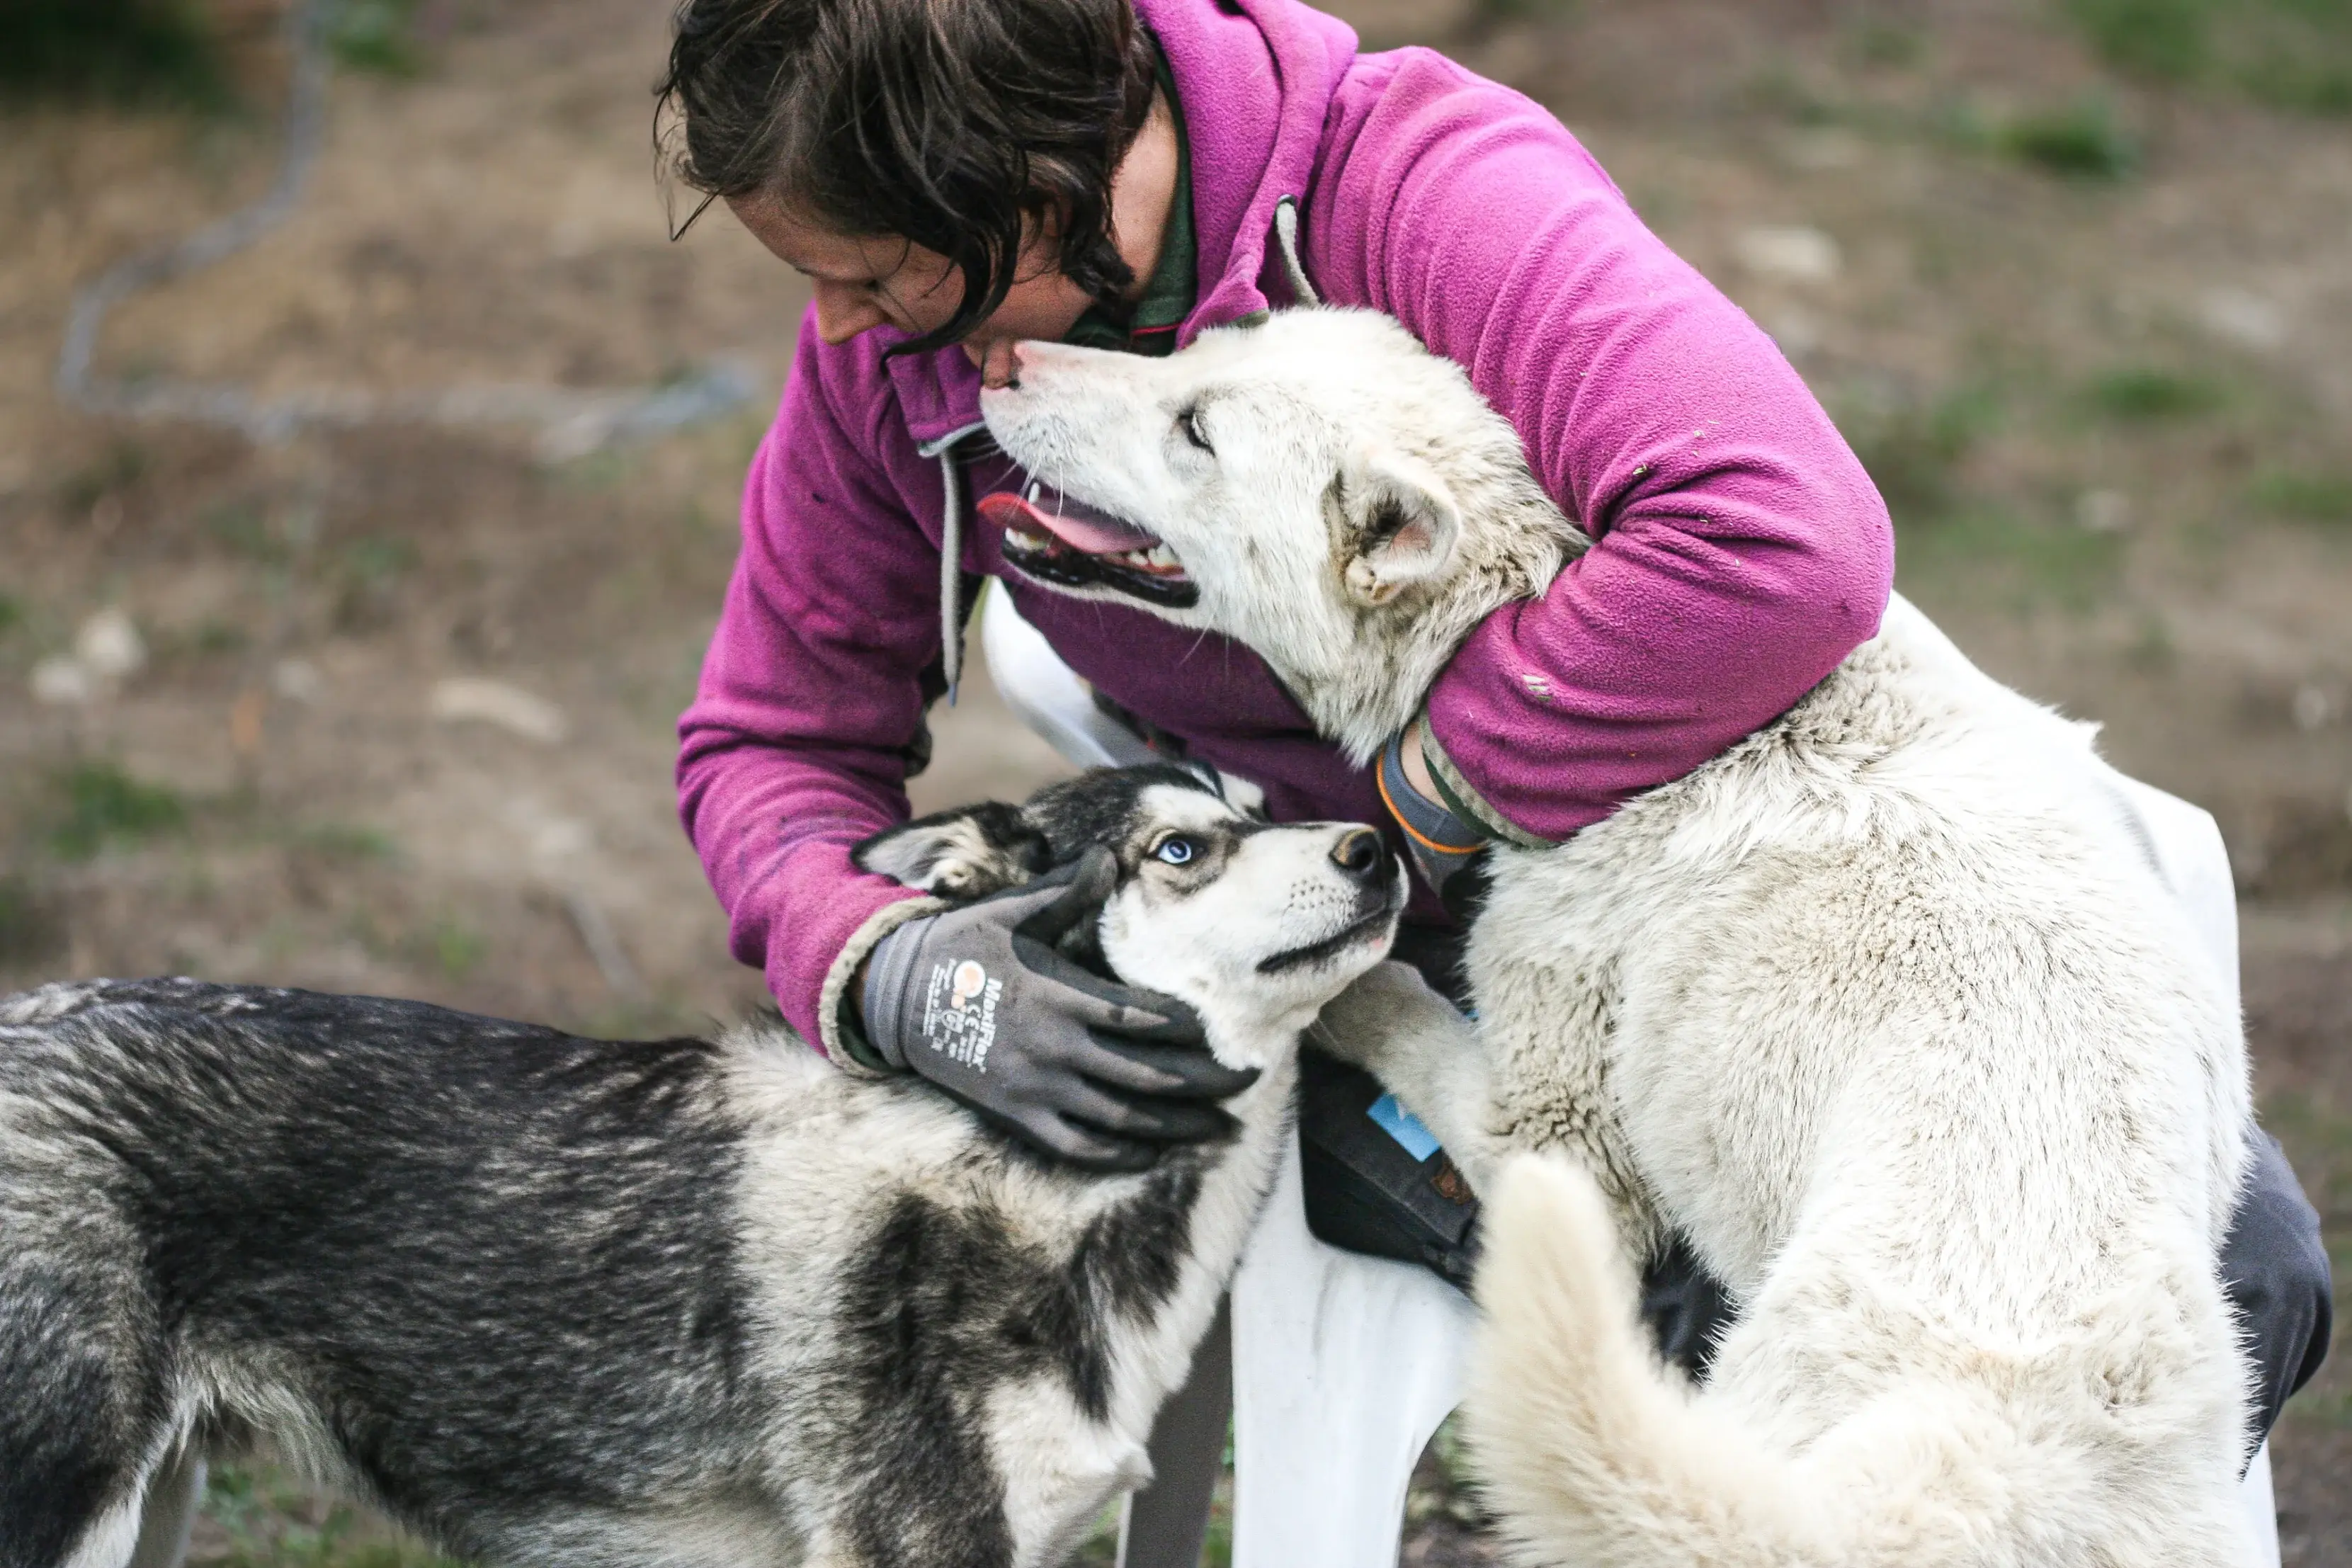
[1306,51,1894,842]
[675,314,945,1066]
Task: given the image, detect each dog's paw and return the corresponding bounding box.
[1312,960,1461,1074]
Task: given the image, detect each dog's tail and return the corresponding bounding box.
[1464,1154,2255,1568]
[1465,1154,1835,1567]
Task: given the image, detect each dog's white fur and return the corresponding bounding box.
[982,311,2256,1567]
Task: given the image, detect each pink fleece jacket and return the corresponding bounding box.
[676,0,1893,1057]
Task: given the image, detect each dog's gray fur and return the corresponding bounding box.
[0,764,1401,1568]
[982,312,2256,1567]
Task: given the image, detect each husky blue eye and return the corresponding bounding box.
[1154,836,1198,865]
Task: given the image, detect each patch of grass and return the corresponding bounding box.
[2287,1385,2352,1430]
[1742,64,1842,126]
[2251,469,2352,526]
[2263,1090,2351,1428]
[2066,0,2209,82]
[552,448,635,492]
[332,535,419,630]
[58,441,149,517]
[329,0,426,77]
[0,871,64,966]
[1848,19,1926,68]
[424,918,486,981]
[2085,366,2222,421]
[1458,0,1576,33]
[0,593,21,638]
[1407,1416,1488,1531]
[206,500,291,564]
[2124,612,2178,674]
[281,823,400,912]
[1897,508,2127,615]
[2064,0,2352,118]
[154,617,251,661]
[198,620,251,655]
[1068,1501,1122,1566]
[0,0,233,111]
[341,536,417,585]
[203,1463,471,1567]
[1844,383,2004,519]
[1996,96,2138,178]
[2243,55,2352,116]
[291,822,401,862]
[47,762,190,861]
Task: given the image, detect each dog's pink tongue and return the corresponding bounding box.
[979,488,1161,554]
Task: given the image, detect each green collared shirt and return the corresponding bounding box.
[1064,34,1196,358]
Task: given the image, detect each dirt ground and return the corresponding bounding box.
[1,0,2345,1562]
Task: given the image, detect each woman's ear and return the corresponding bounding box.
[1339,447,1462,606]
[853,803,1050,900]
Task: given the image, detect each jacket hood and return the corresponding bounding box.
[886,0,1359,449]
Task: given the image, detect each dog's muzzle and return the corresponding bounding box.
[984,482,1199,609]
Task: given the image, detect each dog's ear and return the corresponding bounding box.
[853,803,1052,901]
[1337,447,1461,607]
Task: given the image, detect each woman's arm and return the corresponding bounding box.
[676,314,947,1063]
[1306,50,1893,841]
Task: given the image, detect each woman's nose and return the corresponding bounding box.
[812,283,887,344]
[977,339,1023,390]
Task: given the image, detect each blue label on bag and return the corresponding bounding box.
[1367,1093,1441,1161]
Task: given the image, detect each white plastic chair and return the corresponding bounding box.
[980,590,2283,1568]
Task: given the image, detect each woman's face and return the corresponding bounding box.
[729,194,1092,387]
[726,87,1177,388]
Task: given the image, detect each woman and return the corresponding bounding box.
[658,0,2325,1532]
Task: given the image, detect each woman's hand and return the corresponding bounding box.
[859,848,1260,1169]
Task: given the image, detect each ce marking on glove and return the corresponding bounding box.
[919,959,1004,1070]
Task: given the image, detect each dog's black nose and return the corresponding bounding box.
[1331,827,1384,880]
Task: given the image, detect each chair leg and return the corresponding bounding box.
[1230,1130,1477,1568]
[2109,774,2286,1567]
[979,587,1156,770]
[127,1443,205,1568]
[2240,1441,2281,1568]
[1118,1300,1232,1568]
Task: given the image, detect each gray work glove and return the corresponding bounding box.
[860,847,1259,1170]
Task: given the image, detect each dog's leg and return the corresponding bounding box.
[1455,901,1665,1263]
[122,1441,203,1568]
[1312,962,1500,1193]
[1,1262,172,1568]
[11,1421,176,1568]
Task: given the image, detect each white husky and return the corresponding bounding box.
[978,310,2256,1567]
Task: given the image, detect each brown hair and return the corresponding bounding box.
[657,0,1159,353]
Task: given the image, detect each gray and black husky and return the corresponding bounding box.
[0,765,1402,1568]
